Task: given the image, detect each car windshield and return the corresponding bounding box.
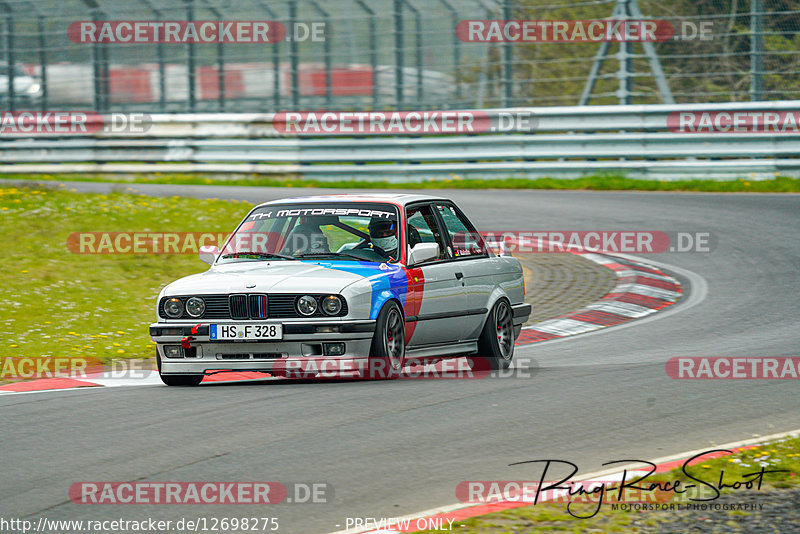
[218,202,401,264]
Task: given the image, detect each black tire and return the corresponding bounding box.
[477,299,515,370]
[365,301,405,380]
[156,350,204,386]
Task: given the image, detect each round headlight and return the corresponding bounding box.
[164,297,184,318]
[296,295,318,316]
[185,297,205,318]
[321,295,342,315]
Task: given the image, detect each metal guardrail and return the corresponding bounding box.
[1,101,799,181]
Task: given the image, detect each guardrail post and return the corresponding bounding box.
[402,0,423,106]
[158,41,166,110]
[394,0,404,108]
[37,16,47,111]
[185,0,196,112]
[617,41,633,105]
[79,0,105,111]
[474,0,495,108]
[353,0,378,108]
[502,0,513,107]
[616,0,632,105]
[750,0,764,101]
[101,27,110,111]
[202,2,225,111]
[90,11,100,111]
[3,9,14,112]
[141,0,165,111]
[93,8,107,111]
[253,0,281,111]
[309,0,331,108]
[273,22,281,110]
[289,0,299,109]
[217,38,225,111]
[436,0,460,106]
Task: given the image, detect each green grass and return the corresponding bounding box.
[0,183,250,378]
[2,173,800,192]
[417,434,800,533]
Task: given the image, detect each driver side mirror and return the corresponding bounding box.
[199,245,220,265]
[408,242,439,265]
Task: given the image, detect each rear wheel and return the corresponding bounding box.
[478,299,515,370]
[156,350,204,386]
[365,302,405,379]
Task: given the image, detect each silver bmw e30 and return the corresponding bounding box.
[150,194,531,385]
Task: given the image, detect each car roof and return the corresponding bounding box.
[254,193,448,208]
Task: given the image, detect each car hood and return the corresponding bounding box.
[163,260,386,296]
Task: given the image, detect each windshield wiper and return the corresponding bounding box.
[221,252,295,261]
[296,252,366,261]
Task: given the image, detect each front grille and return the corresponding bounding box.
[229,294,248,319]
[159,294,348,319]
[249,294,268,319]
[268,295,299,317]
[203,295,230,318]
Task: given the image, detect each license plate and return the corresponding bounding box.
[209,324,282,341]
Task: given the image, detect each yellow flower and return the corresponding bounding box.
[117,349,125,353]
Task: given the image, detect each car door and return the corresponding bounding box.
[404,203,467,347]
[432,202,496,341]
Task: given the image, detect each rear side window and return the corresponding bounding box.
[435,204,488,258]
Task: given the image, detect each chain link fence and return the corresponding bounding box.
[0,0,797,112]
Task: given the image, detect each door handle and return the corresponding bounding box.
[455,272,464,280]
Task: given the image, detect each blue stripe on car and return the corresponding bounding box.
[300,261,408,319]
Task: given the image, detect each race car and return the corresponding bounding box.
[150,194,530,385]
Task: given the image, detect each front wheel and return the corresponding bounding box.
[477,299,515,370]
[157,350,204,386]
[365,302,405,379]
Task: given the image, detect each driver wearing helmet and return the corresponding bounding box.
[368,218,398,261]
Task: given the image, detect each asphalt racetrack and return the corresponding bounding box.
[2,184,799,533]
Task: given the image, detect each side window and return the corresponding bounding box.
[406,205,448,261]
[435,204,487,258]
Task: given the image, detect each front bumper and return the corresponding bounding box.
[151,320,375,375]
